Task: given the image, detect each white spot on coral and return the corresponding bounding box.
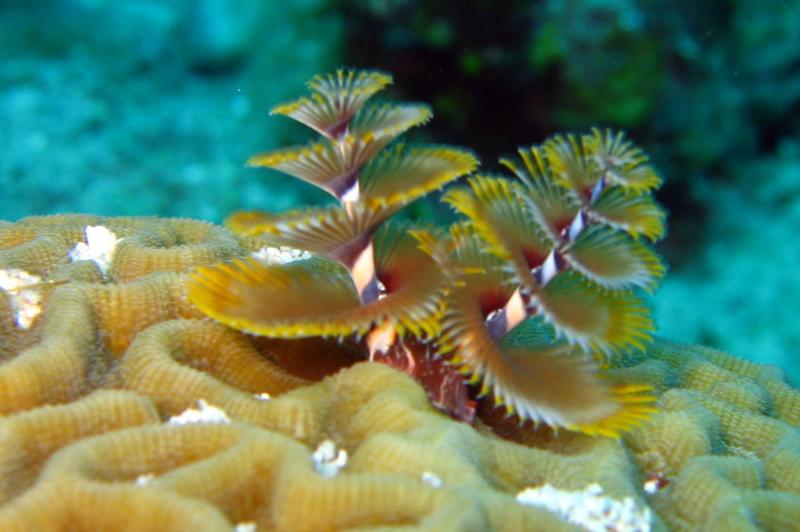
[68,225,121,275]
[134,473,155,486]
[421,471,443,488]
[251,246,311,265]
[516,483,651,532]
[168,400,230,425]
[728,445,759,461]
[312,439,347,478]
[253,392,271,401]
[643,478,660,495]
[233,522,256,532]
[0,269,44,329]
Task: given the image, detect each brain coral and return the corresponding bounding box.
[0,214,798,531]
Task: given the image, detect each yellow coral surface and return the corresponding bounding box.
[0,214,798,531]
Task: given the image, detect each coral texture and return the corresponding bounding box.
[0,214,798,531]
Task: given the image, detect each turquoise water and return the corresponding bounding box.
[1,1,797,383]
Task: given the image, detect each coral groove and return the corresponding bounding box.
[0,214,798,530]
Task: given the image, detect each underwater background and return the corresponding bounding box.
[1,0,798,384]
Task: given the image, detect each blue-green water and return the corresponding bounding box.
[1,0,798,383]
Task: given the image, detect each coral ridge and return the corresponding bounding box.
[0,214,796,530]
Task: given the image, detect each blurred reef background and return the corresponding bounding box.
[1,0,798,382]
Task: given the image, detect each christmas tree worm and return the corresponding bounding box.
[188,69,666,437]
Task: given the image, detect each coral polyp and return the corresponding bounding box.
[188,68,666,437]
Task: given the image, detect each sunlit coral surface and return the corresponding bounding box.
[0,214,798,531]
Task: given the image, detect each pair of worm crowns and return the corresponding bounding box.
[188,68,667,437]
